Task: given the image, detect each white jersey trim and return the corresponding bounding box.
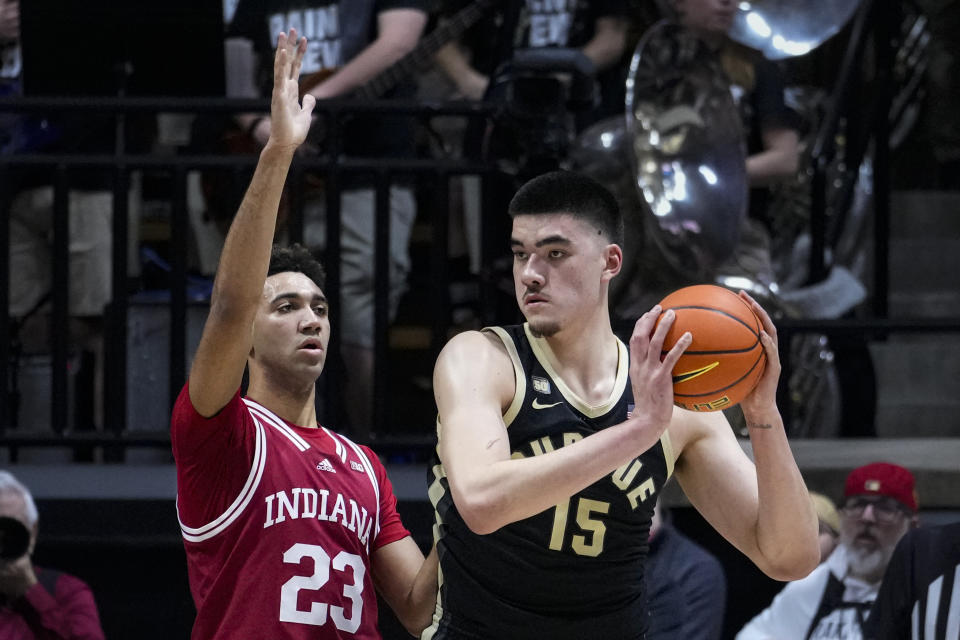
[322,426,347,462]
[483,326,526,428]
[325,429,381,547]
[178,414,267,543]
[243,398,311,452]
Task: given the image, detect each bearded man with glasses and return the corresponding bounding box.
[737,462,919,640]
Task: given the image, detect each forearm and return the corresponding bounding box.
[435,42,472,80]
[373,538,438,636]
[746,148,798,186]
[435,43,488,98]
[445,416,666,533]
[210,143,295,310]
[580,18,627,72]
[748,128,800,186]
[308,37,412,99]
[744,406,819,580]
[401,545,439,634]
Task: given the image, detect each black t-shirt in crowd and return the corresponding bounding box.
[228,0,430,160]
[443,0,626,77]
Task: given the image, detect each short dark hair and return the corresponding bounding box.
[508,170,623,245]
[267,243,326,291]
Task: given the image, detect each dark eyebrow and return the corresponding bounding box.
[535,235,571,248]
[270,292,328,305]
[510,235,572,248]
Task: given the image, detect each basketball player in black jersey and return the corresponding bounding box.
[421,171,820,639]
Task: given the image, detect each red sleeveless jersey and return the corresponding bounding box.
[171,384,410,639]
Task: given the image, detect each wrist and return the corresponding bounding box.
[623,412,670,447]
[260,140,298,159]
[741,405,782,431]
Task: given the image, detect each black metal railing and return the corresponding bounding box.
[1,96,495,458]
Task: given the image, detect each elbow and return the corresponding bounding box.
[781,151,800,177]
[453,491,508,536]
[400,612,433,638]
[209,286,258,322]
[382,36,418,62]
[760,542,820,582]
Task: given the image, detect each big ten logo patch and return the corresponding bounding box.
[532,376,551,394]
[269,7,341,73]
[525,0,577,47]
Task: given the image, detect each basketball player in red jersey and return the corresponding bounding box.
[170,31,437,639]
[423,171,819,638]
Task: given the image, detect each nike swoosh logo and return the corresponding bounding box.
[672,362,720,384]
[532,399,562,410]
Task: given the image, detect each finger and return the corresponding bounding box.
[629,306,661,353]
[287,31,303,80]
[301,93,317,118]
[648,308,676,356]
[660,331,692,370]
[291,36,307,80]
[274,33,288,89]
[740,291,777,338]
[632,305,662,338]
[759,330,781,367]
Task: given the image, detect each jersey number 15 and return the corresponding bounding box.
[549,497,610,557]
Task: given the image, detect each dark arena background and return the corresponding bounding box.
[2,0,959,638]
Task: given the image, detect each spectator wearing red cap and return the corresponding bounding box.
[737,462,919,640]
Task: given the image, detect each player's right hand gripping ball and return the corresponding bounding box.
[655,285,766,411]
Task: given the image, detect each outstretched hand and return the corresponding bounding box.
[738,291,782,416]
[628,306,690,432]
[268,30,317,150]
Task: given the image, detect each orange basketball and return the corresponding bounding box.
[656,285,766,411]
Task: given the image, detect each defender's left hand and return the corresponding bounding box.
[268,29,316,150]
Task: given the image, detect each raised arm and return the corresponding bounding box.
[188,31,316,417]
[671,292,819,581]
[437,309,691,534]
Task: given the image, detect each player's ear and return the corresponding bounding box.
[602,243,622,281]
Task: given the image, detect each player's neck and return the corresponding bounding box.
[538,313,619,404]
[246,374,319,428]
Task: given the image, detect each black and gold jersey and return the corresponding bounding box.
[423,324,674,640]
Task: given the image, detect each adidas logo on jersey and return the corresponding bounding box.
[316,458,337,473]
[350,460,365,473]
